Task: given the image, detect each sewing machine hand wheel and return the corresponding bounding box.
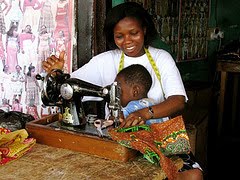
[42,69,70,105]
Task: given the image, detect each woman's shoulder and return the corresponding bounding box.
[89,49,122,65]
[148,46,175,62]
[93,49,122,59]
[148,46,171,56]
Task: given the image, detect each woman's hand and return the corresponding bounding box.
[42,51,65,73]
[119,111,145,128]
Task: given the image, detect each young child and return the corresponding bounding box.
[0,98,11,112]
[115,64,163,125]
[27,98,40,120]
[40,104,51,117]
[12,98,23,112]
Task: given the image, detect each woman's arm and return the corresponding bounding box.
[120,95,185,128]
[42,51,65,73]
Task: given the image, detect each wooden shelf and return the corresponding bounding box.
[216,60,240,136]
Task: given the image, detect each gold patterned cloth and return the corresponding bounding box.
[0,128,36,165]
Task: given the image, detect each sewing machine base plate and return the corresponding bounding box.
[26,113,137,162]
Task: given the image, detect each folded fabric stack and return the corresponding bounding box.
[0,128,36,165]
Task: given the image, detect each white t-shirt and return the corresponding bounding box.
[71,46,188,105]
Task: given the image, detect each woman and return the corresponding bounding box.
[21,0,42,31]
[38,0,54,34]
[19,25,35,73]
[11,64,24,103]
[25,64,39,107]
[0,34,5,67]
[54,0,69,41]
[0,0,8,35]
[37,25,51,73]
[5,0,23,30]
[0,65,13,105]
[5,24,19,73]
[42,2,203,180]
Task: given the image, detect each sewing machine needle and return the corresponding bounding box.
[96,127,103,137]
[94,119,104,137]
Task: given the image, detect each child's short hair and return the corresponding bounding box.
[117,64,152,93]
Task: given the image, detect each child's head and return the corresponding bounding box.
[115,64,152,107]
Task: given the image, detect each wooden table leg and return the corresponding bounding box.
[218,71,227,136]
[232,74,239,131]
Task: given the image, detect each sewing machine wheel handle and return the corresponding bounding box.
[35,74,44,81]
[43,69,64,103]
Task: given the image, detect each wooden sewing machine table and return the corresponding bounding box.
[0,114,183,179]
[25,113,137,162]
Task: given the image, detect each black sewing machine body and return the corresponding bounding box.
[37,69,121,128]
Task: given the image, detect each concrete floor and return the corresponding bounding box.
[0,143,183,180]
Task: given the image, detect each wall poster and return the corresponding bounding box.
[0,0,76,119]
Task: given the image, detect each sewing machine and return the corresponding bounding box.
[36,69,121,128]
[28,70,137,162]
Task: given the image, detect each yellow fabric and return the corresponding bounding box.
[0,129,29,146]
[0,128,36,165]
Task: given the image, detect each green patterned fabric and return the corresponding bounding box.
[109,116,191,164]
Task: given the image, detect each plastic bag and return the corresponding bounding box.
[0,110,34,131]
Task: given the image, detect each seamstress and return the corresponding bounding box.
[42,2,203,180]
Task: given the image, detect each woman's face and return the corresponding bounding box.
[113,17,146,57]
